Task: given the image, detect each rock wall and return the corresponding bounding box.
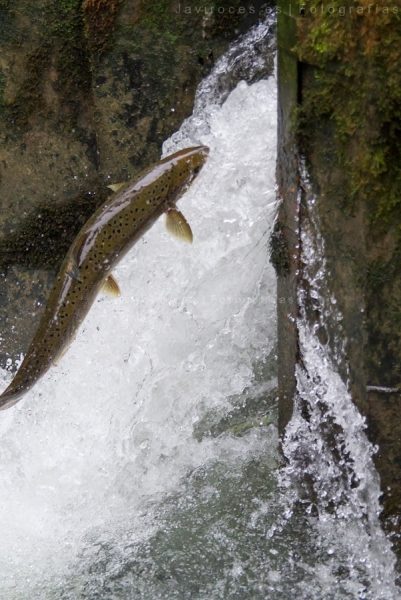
[0,0,272,366]
[276,0,401,563]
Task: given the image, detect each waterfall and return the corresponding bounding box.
[0,18,278,598]
[280,164,398,598]
[0,12,398,598]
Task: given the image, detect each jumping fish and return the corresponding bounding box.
[0,145,209,409]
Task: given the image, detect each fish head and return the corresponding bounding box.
[182,145,210,178]
[168,145,209,196]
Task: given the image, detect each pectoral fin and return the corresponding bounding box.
[107,182,126,193]
[102,274,121,297]
[166,209,193,244]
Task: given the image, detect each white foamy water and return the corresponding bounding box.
[0,24,278,597]
[0,16,398,598]
[281,167,399,599]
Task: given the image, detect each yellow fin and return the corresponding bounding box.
[107,182,126,193]
[102,274,121,297]
[53,344,70,366]
[165,209,193,244]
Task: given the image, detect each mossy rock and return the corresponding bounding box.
[277,0,401,564]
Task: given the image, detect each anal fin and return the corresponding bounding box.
[102,274,121,297]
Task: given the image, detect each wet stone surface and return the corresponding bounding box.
[276,0,401,571]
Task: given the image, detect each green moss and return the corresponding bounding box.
[7,1,92,131]
[0,0,15,43]
[137,0,186,49]
[82,0,123,58]
[140,0,171,29]
[9,43,52,128]
[295,1,401,228]
[138,0,257,52]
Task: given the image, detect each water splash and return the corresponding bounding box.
[281,165,399,598]
[0,23,278,598]
[0,13,397,598]
[163,11,275,152]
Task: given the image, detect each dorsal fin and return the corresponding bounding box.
[107,182,126,193]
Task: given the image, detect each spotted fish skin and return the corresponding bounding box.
[0,146,209,409]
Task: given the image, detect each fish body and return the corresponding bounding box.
[0,146,209,409]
